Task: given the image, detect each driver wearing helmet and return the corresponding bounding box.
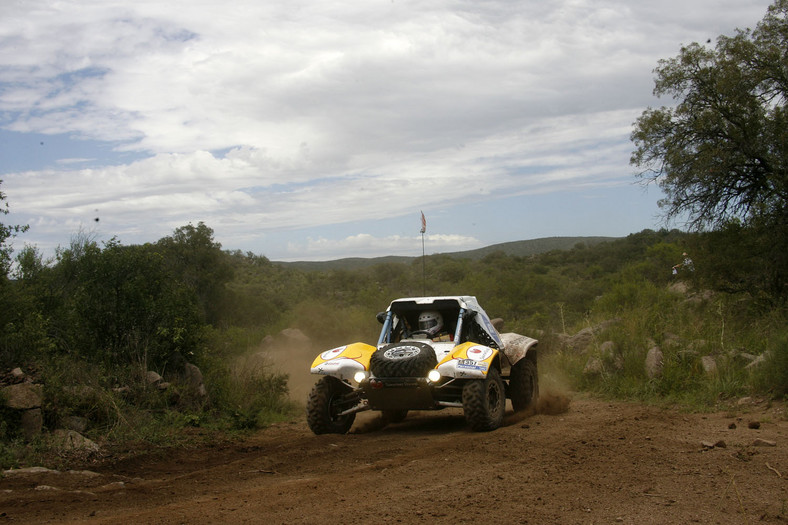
[415,310,452,342]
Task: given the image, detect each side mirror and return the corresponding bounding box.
[376,311,387,324]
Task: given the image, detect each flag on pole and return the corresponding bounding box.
[420,211,426,234]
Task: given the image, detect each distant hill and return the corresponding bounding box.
[276,236,618,271]
[440,236,618,260]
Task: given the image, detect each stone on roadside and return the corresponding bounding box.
[701,440,726,449]
[2,466,59,477]
[2,383,43,409]
[701,355,717,375]
[51,430,100,452]
[645,346,664,379]
[583,357,604,376]
[745,352,769,370]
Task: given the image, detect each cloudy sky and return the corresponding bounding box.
[0,0,772,261]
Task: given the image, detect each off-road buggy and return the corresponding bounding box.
[306,296,538,433]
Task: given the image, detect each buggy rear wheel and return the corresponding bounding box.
[510,358,538,412]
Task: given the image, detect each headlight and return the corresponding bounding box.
[354,371,368,383]
[427,369,441,382]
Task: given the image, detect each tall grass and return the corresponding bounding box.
[554,280,787,408]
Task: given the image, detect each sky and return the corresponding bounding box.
[0,0,774,262]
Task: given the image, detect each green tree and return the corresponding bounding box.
[631,0,787,230]
[157,222,234,325]
[46,237,203,368]
[0,182,32,366]
[0,180,28,278]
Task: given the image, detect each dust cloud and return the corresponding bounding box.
[350,412,394,434]
[234,329,320,404]
[504,367,572,425]
[265,349,317,404]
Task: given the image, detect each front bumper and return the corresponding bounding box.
[359,377,463,411]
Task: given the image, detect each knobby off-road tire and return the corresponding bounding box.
[510,358,539,412]
[370,342,437,378]
[306,376,358,435]
[462,367,505,431]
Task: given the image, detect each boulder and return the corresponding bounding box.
[146,371,163,385]
[668,281,689,294]
[51,430,100,452]
[645,346,664,379]
[2,383,43,409]
[599,341,624,370]
[701,440,726,449]
[583,357,604,376]
[567,327,595,354]
[183,363,204,389]
[701,355,717,375]
[2,466,58,477]
[278,328,312,349]
[559,319,621,354]
[181,362,208,398]
[745,352,770,370]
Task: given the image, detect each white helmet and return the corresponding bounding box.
[418,311,443,336]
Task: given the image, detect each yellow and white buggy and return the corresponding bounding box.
[307,296,538,433]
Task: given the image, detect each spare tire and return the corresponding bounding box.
[370,342,437,378]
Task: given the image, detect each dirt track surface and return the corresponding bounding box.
[2,395,787,524]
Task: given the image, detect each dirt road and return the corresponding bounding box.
[2,393,786,524]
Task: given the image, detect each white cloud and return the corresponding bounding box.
[286,232,482,261]
[0,0,775,260]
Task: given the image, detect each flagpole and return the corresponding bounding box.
[420,211,426,295]
[421,230,426,295]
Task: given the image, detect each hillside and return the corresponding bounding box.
[275,235,617,271]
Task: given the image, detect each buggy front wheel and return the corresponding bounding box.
[306,376,358,434]
[462,368,505,431]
